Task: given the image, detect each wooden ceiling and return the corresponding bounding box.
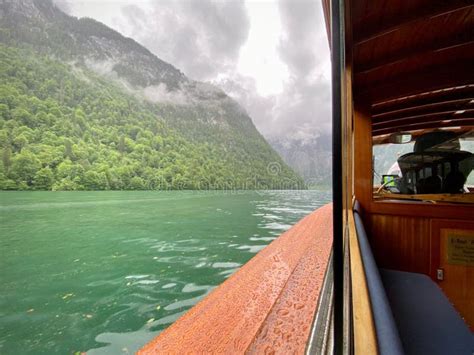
[323,0,474,137]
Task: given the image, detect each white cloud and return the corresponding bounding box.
[237,1,289,96]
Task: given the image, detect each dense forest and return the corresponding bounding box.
[0,0,305,191]
[0,45,303,190]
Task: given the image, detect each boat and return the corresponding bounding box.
[139,0,474,353]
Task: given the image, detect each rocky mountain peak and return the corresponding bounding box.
[0,0,187,90]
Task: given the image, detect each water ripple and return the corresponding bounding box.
[0,190,331,355]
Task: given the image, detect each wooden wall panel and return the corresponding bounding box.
[354,103,373,212]
[369,211,474,328]
[369,214,431,274]
[369,201,474,220]
[368,202,474,275]
[431,220,474,330]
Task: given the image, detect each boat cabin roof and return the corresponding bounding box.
[323,0,474,138]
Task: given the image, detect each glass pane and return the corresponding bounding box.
[373,129,474,200]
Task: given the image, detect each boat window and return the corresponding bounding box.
[373,129,474,203]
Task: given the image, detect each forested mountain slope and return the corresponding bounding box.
[0,0,303,190]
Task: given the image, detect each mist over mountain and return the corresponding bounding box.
[0,0,303,190]
[213,72,332,186]
[269,135,331,187]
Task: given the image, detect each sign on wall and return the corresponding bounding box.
[445,230,474,266]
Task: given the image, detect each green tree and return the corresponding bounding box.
[12,133,28,151]
[2,146,12,173]
[0,173,17,190]
[129,176,145,190]
[118,135,126,154]
[52,177,82,191]
[64,138,74,160]
[56,160,84,181]
[83,170,108,190]
[12,107,34,127]
[34,167,54,190]
[0,130,8,146]
[0,104,9,119]
[10,150,41,186]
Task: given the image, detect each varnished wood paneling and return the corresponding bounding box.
[369,214,431,274]
[369,213,474,327]
[370,201,474,220]
[352,1,472,45]
[373,119,474,136]
[439,229,474,330]
[374,193,474,205]
[344,4,354,218]
[431,220,474,330]
[349,212,378,354]
[362,62,474,105]
[354,103,372,212]
[372,86,474,116]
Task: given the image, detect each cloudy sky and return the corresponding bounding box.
[55,0,331,144]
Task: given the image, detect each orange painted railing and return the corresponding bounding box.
[139,203,333,354]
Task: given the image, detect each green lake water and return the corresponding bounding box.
[0,190,331,354]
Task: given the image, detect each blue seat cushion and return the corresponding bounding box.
[381,269,474,355]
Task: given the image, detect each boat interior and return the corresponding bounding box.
[325,0,474,353]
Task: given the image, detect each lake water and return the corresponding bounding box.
[0,190,331,354]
